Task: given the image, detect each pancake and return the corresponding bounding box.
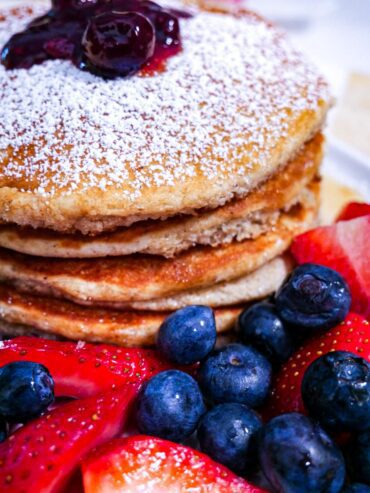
[0,134,323,258]
[0,4,331,234]
[0,180,319,306]
[110,255,294,311]
[0,285,241,346]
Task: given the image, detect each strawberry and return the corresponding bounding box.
[82,435,267,493]
[267,313,370,417]
[0,337,172,399]
[0,384,137,493]
[336,202,370,222]
[291,215,370,318]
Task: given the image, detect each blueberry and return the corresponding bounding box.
[258,413,346,493]
[347,430,370,485]
[197,403,262,474]
[81,11,155,78]
[276,263,351,333]
[157,306,217,365]
[237,301,295,365]
[0,361,54,422]
[136,370,206,442]
[0,420,7,443]
[342,485,370,493]
[302,351,370,432]
[198,343,272,407]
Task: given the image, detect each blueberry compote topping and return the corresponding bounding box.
[1,0,190,78]
[81,12,155,78]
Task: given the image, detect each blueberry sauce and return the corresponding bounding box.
[1,0,191,78]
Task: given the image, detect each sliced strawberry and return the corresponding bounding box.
[0,337,172,398]
[291,215,370,318]
[0,385,137,493]
[267,313,370,418]
[64,472,84,493]
[82,435,267,493]
[337,202,370,221]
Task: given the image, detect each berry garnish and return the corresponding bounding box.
[82,435,266,492]
[0,361,54,422]
[0,385,137,492]
[237,301,295,365]
[198,343,272,407]
[0,336,173,399]
[347,430,370,485]
[267,313,370,417]
[302,351,370,432]
[2,29,57,70]
[276,263,351,334]
[147,8,180,47]
[197,403,262,474]
[136,370,205,442]
[1,0,186,77]
[157,305,216,365]
[342,485,370,493]
[81,11,155,78]
[291,215,370,318]
[258,413,346,493]
[337,202,370,222]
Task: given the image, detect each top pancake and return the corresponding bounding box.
[0,3,330,234]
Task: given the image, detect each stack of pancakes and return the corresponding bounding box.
[0,2,330,346]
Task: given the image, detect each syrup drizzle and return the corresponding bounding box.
[1,0,189,77]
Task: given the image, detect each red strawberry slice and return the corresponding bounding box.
[0,384,137,493]
[267,313,370,418]
[82,435,267,493]
[337,202,370,221]
[0,337,172,399]
[291,215,370,318]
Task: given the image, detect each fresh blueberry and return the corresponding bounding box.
[136,370,206,442]
[157,306,217,365]
[0,420,7,443]
[81,11,155,78]
[258,412,346,493]
[198,343,272,407]
[342,485,370,493]
[197,403,262,474]
[237,301,295,365]
[0,361,54,422]
[302,351,370,432]
[347,430,370,485]
[276,263,351,333]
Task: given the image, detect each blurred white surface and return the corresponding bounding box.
[247,0,370,96]
[246,0,338,24]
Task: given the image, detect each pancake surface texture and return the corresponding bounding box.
[121,255,293,311]
[0,285,241,346]
[0,4,330,233]
[0,133,323,257]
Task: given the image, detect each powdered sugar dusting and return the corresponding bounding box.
[0,3,329,198]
